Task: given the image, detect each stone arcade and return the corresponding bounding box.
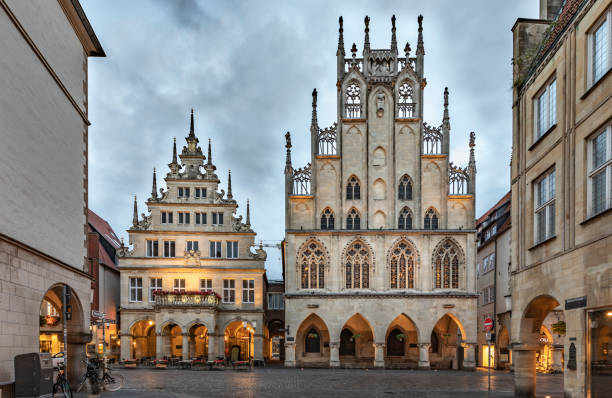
[282,15,479,369]
[118,112,268,363]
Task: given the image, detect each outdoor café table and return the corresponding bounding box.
[179,360,192,369]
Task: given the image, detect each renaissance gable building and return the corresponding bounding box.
[282,16,479,369]
[118,112,267,363]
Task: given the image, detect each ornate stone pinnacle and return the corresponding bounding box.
[207,138,212,165]
[391,15,397,51]
[132,195,138,226]
[417,15,425,56]
[227,169,233,199]
[311,89,318,129]
[285,131,292,172]
[351,43,357,58]
[172,137,177,164]
[404,42,411,57]
[151,168,158,200]
[189,108,195,137]
[418,14,423,31]
[246,198,251,227]
[364,16,370,50]
[338,16,344,55]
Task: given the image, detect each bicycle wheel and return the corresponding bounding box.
[60,379,72,398]
[103,372,124,392]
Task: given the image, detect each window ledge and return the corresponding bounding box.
[528,234,556,251]
[580,206,612,226]
[528,123,557,151]
[581,68,612,100]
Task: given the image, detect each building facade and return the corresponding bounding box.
[118,112,268,363]
[87,209,121,360]
[0,0,104,386]
[282,15,479,369]
[475,192,513,369]
[510,0,612,396]
[265,279,285,363]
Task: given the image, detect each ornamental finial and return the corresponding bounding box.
[246,198,251,227]
[391,15,397,51]
[227,169,233,200]
[151,168,158,200]
[132,195,138,227]
[364,16,370,51]
[337,16,345,55]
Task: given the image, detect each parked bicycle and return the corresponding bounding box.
[100,358,124,392]
[75,358,101,393]
[52,363,72,398]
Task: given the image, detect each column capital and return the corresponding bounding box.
[373,342,385,348]
[329,341,340,348]
[284,341,296,348]
[418,343,431,348]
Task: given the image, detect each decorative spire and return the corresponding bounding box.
[351,43,357,58]
[189,108,195,138]
[284,131,292,174]
[442,87,450,129]
[364,16,370,52]
[469,131,476,170]
[337,16,345,56]
[172,137,177,164]
[311,89,318,131]
[404,42,411,58]
[246,199,251,227]
[391,15,397,52]
[132,195,138,227]
[416,14,425,56]
[151,168,158,200]
[207,138,212,165]
[227,169,233,200]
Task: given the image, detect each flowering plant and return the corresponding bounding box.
[44,315,60,326]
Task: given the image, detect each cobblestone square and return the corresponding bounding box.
[74,368,564,398]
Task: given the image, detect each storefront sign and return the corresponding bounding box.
[565,296,587,310]
[286,337,295,342]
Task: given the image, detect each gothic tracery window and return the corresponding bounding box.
[345,82,361,118]
[320,208,334,230]
[398,207,413,230]
[389,239,416,289]
[346,208,361,230]
[424,208,439,230]
[398,175,413,200]
[433,239,462,289]
[398,82,415,118]
[346,176,361,200]
[344,240,371,289]
[299,240,326,289]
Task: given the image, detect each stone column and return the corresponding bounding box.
[207,334,217,361]
[254,334,264,361]
[155,332,163,359]
[418,343,430,369]
[513,348,537,397]
[329,342,340,367]
[374,342,385,368]
[462,342,476,370]
[551,344,563,373]
[182,333,189,360]
[284,341,296,367]
[120,334,131,360]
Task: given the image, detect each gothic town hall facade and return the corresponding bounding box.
[282,15,479,369]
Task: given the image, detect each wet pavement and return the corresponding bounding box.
[73,367,564,398]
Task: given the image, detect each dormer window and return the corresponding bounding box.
[178,187,190,198]
[195,187,207,198]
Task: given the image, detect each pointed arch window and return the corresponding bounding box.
[398,175,413,200]
[389,239,416,289]
[398,207,413,230]
[398,82,415,118]
[345,82,361,118]
[299,240,326,289]
[346,208,361,230]
[344,240,371,289]
[320,208,334,230]
[433,239,462,289]
[424,208,439,230]
[346,176,361,200]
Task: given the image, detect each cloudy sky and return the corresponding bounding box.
[83,0,538,279]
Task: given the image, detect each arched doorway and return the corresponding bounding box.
[39,284,86,383]
[267,319,285,362]
[188,324,208,359]
[431,313,465,370]
[224,321,254,362]
[515,295,564,397]
[385,314,419,368]
[497,326,511,370]
[162,323,183,359]
[130,320,156,359]
[339,314,374,368]
[295,313,330,367]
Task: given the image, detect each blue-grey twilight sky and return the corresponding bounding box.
[82,1,538,280]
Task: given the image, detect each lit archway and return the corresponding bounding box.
[384,314,419,368]
[188,324,208,359]
[339,314,374,367]
[295,313,330,366]
[161,323,183,358]
[129,320,156,359]
[224,320,254,362]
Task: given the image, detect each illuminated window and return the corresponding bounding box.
[299,240,327,289]
[344,240,371,289]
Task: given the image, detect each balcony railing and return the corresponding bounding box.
[153,291,220,308]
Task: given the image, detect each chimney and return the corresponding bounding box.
[539,0,564,20]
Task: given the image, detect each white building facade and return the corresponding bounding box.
[118,112,267,363]
[282,15,479,369]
